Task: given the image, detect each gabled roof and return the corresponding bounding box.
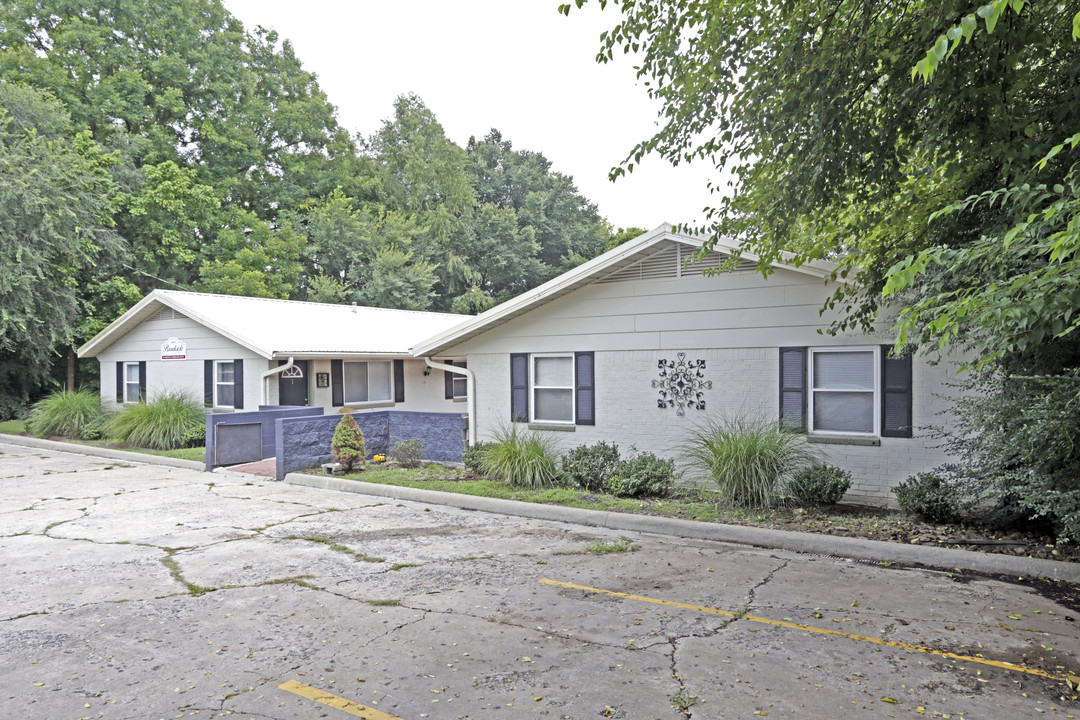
[78,290,469,359]
[412,223,840,357]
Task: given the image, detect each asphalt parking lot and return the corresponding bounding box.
[2,441,1080,719]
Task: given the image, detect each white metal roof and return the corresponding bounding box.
[411,223,841,357]
[77,290,470,359]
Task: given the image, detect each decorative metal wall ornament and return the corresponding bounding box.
[652,353,712,416]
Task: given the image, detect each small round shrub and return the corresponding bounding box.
[561,441,621,492]
[331,415,366,472]
[104,391,204,450]
[606,452,676,498]
[391,438,424,468]
[894,472,962,523]
[787,464,852,505]
[462,441,492,473]
[27,389,104,440]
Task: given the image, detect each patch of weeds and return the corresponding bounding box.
[486,615,510,624]
[105,598,131,604]
[160,553,214,596]
[283,534,384,563]
[206,482,215,488]
[388,563,422,571]
[258,575,316,589]
[7,610,46,621]
[448,555,494,563]
[585,537,641,555]
[225,687,253,700]
[365,599,401,607]
[671,689,698,713]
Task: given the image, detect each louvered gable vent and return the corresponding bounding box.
[597,241,755,284]
[147,307,187,322]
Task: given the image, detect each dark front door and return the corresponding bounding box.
[278,360,309,406]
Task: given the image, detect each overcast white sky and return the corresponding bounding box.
[222,0,722,231]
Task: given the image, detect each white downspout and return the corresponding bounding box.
[424,357,476,447]
[260,356,295,407]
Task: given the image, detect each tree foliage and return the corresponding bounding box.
[0,82,116,415]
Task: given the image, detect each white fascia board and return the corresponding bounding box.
[270,351,414,359]
[76,290,164,358]
[411,224,676,357]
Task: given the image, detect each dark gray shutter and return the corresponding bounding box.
[394,359,405,403]
[444,359,455,399]
[779,347,807,431]
[510,353,529,422]
[116,362,124,403]
[881,345,913,438]
[331,359,344,407]
[574,352,595,425]
[137,361,146,401]
[204,361,213,406]
[233,359,244,410]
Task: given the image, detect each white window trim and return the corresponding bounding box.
[214,360,235,409]
[808,346,880,437]
[452,362,468,399]
[530,353,575,425]
[123,362,141,404]
[343,360,393,406]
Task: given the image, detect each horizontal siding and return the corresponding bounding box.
[98,315,253,362]
[448,268,856,355]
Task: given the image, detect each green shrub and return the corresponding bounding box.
[26,389,104,440]
[684,415,818,508]
[787,464,852,505]
[391,438,424,468]
[894,472,965,523]
[462,441,492,473]
[606,451,676,498]
[332,415,366,471]
[104,391,205,450]
[479,424,560,488]
[561,441,621,492]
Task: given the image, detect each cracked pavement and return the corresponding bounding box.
[2,442,1080,719]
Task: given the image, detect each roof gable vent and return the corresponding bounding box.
[147,307,187,322]
[596,241,756,284]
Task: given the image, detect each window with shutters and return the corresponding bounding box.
[343,361,392,404]
[214,361,235,408]
[808,347,879,435]
[123,362,141,403]
[531,354,574,423]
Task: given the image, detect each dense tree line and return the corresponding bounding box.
[0,0,627,415]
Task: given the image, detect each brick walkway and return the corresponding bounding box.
[227,457,277,477]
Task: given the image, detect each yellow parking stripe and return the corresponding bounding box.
[539,579,1068,682]
[278,680,404,719]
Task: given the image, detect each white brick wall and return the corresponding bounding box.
[467,348,961,506]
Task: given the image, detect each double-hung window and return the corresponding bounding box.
[531,354,575,423]
[123,362,141,403]
[344,361,392,404]
[215,361,235,408]
[808,347,879,435]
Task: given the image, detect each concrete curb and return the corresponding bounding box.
[284,472,1080,584]
[5,433,1076,584]
[0,434,206,472]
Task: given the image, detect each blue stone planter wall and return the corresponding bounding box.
[205,406,323,471]
[275,411,465,481]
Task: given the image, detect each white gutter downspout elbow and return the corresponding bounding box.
[424,358,476,447]
[260,357,295,407]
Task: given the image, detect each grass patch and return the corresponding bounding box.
[557,536,641,555]
[0,419,26,434]
[284,535,384,563]
[258,575,316,589]
[388,563,422,571]
[365,599,401,607]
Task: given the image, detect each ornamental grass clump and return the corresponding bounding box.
[27,389,104,440]
[479,424,560,488]
[684,414,818,508]
[332,414,366,472]
[104,391,205,450]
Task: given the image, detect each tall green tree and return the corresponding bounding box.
[0,83,117,415]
